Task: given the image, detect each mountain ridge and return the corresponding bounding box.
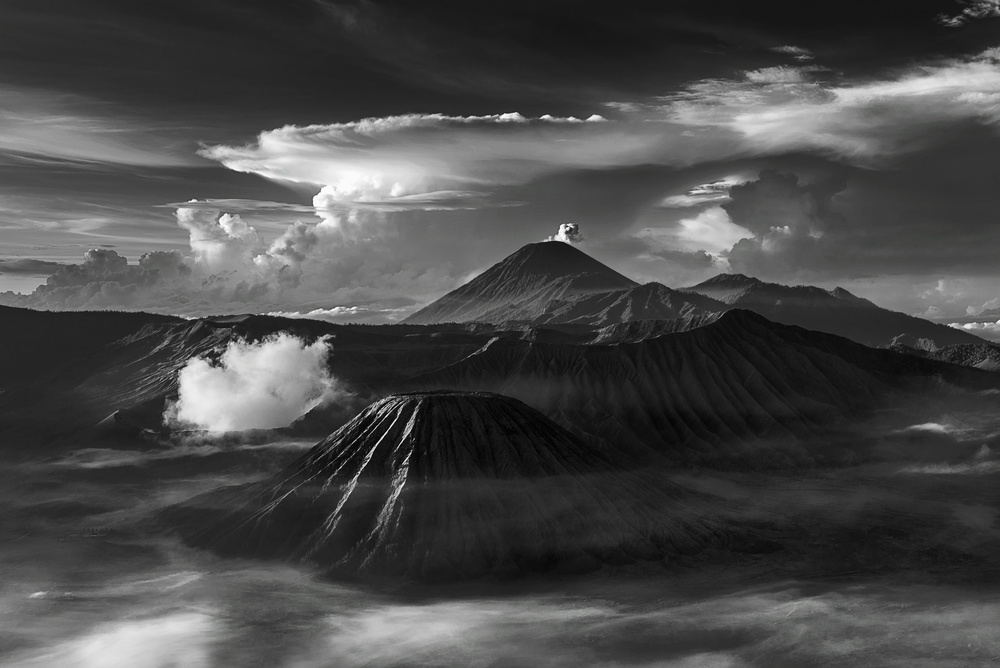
[535,281,729,327]
[684,273,980,348]
[397,309,999,466]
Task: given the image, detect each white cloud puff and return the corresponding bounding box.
[165,334,343,432]
[546,222,584,244]
[949,320,1000,341]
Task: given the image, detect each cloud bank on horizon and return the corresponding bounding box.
[2,3,1000,321]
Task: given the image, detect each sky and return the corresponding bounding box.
[1,0,999,334]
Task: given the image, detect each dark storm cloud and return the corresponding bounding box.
[712,139,1000,286]
[723,170,850,279]
[1,0,989,133]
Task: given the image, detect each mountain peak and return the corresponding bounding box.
[684,273,764,302]
[475,241,636,289]
[403,241,637,324]
[695,273,762,287]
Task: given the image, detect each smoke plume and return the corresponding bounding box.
[165,334,341,432]
[547,222,584,244]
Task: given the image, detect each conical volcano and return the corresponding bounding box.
[403,241,638,324]
[168,391,713,581]
[295,391,614,479]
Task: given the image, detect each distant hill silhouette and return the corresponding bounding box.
[683,273,982,348]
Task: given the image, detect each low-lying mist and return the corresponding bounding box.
[164,334,346,432]
[3,383,1000,667]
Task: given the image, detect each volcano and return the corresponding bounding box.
[684,274,983,349]
[168,391,714,581]
[402,241,638,324]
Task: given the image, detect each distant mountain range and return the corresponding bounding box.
[404,241,983,349]
[682,273,978,349]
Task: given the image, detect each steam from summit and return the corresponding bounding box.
[547,222,584,244]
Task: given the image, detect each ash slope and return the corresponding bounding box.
[685,273,982,349]
[400,310,1000,467]
[535,281,729,327]
[169,392,717,581]
[403,241,638,324]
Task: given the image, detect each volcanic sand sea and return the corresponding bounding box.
[2,427,999,668]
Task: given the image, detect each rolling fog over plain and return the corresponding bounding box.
[3,389,1000,667]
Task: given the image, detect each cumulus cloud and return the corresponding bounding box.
[721,170,851,280]
[949,320,1000,341]
[671,206,754,257]
[546,222,584,244]
[0,248,191,309]
[0,202,461,317]
[165,334,343,432]
[634,170,852,284]
[176,207,263,272]
[966,297,1000,316]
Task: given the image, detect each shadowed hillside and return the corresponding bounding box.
[399,310,999,466]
